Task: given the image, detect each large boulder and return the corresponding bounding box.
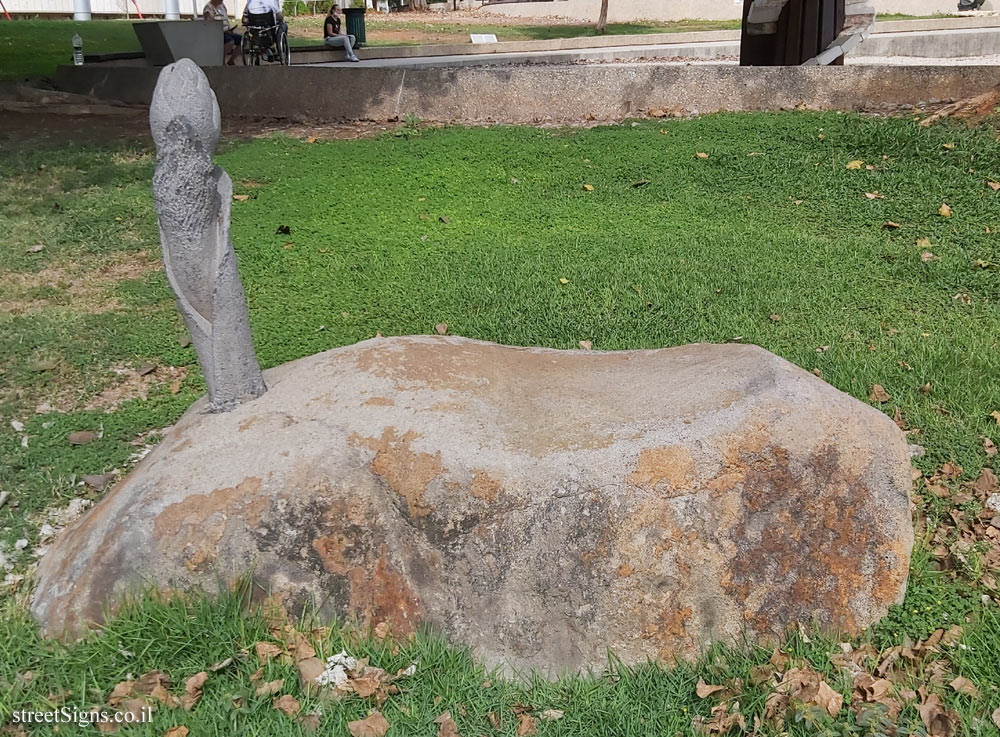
[32,337,913,673]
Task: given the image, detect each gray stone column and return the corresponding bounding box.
[150,59,266,412]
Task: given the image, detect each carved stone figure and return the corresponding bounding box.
[150,59,266,412]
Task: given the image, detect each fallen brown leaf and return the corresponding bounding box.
[948,676,978,698]
[921,251,938,263]
[435,323,448,335]
[538,709,564,721]
[846,160,864,170]
[516,714,537,736]
[992,707,1000,728]
[108,680,135,707]
[150,683,181,708]
[987,181,1000,192]
[982,436,998,457]
[918,692,958,737]
[696,152,709,159]
[273,694,300,717]
[347,711,390,737]
[254,679,284,697]
[133,672,170,696]
[884,221,902,229]
[869,384,891,403]
[582,184,594,191]
[939,203,953,218]
[696,678,726,699]
[816,680,843,717]
[578,340,593,350]
[164,727,189,737]
[297,657,324,693]
[181,672,207,711]
[255,642,282,661]
[434,711,460,737]
[865,191,885,199]
[299,713,321,731]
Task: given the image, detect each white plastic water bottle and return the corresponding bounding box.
[72,33,84,66]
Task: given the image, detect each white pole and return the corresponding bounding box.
[192,0,199,17]
[73,0,92,20]
[165,0,181,18]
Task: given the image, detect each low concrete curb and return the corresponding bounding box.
[56,63,1000,123]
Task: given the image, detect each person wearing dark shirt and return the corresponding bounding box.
[324,4,359,62]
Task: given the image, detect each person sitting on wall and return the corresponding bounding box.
[243,0,288,53]
[324,4,360,62]
[203,0,242,65]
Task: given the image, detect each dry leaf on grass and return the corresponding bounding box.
[948,676,978,698]
[150,683,181,709]
[299,713,321,732]
[694,702,746,734]
[696,678,726,698]
[297,657,325,692]
[939,203,953,217]
[516,714,537,736]
[983,436,998,457]
[164,728,189,737]
[273,694,301,717]
[865,191,885,199]
[846,160,864,170]
[578,340,592,350]
[232,194,250,202]
[181,672,207,711]
[434,711,460,737]
[582,184,594,191]
[869,384,891,403]
[255,679,285,697]
[435,323,448,335]
[255,641,283,661]
[918,692,958,737]
[816,680,844,717]
[347,711,391,737]
[538,709,564,721]
[992,707,1000,728]
[696,152,709,159]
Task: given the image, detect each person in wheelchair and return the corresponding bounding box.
[242,0,288,62]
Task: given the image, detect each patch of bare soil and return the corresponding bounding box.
[0,251,160,316]
[82,364,189,413]
[367,28,469,44]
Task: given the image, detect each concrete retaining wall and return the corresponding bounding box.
[487,0,995,22]
[56,63,1000,122]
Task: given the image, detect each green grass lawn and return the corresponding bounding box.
[1,112,999,734]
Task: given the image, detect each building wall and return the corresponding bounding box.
[484,0,991,23]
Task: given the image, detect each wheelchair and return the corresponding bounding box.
[241,11,290,66]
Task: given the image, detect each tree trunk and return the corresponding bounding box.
[595,0,608,34]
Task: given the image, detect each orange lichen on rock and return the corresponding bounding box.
[350,428,443,519]
[627,446,696,493]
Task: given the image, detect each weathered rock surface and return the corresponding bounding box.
[32,336,913,673]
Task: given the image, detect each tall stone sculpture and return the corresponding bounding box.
[150,59,266,412]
